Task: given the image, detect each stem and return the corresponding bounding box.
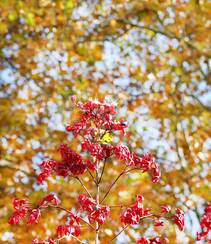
[100,167,141,204]
[98,157,107,184]
[100,166,128,204]
[110,225,129,242]
[95,159,100,244]
[108,202,135,208]
[96,183,100,244]
[75,176,93,198]
[109,215,156,243]
[87,169,97,185]
[57,233,84,243]
[46,205,95,230]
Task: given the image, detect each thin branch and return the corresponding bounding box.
[1,56,18,70]
[110,225,129,243]
[120,19,210,59]
[189,94,211,112]
[100,166,130,204]
[108,202,135,208]
[170,86,183,165]
[75,177,93,198]
[57,233,84,243]
[98,157,107,184]
[95,161,100,244]
[46,205,95,230]
[100,167,141,204]
[122,20,176,39]
[87,169,97,185]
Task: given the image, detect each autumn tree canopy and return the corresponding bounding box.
[0,0,210,243]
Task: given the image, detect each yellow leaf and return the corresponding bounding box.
[175,67,181,75]
[26,12,35,26]
[8,10,18,22]
[0,22,8,34]
[100,132,113,143]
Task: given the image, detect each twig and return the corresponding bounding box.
[189,94,211,112]
[57,233,84,243]
[75,177,93,198]
[87,169,97,185]
[100,166,129,204]
[122,20,176,39]
[108,202,135,208]
[95,162,100,244]
[98,157,107,184]
[109,225,129,243]
[46,204,95,230]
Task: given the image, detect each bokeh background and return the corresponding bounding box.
[0,0,210,243]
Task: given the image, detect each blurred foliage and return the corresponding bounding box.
[0,0,210,243]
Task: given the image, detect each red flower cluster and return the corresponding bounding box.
[8,198,40,225]
[120,195,151,225]
[39,194,60,207]
[137,236,169,244]
[9,194,60,226]
[154,220,164,227]
[57,212,81,238]
[81,140,106,160]
[114,145,161,183]
[86,159,96,171]
[197,203,211,241]
[32,238,55,244]
[160,205,171,214]
[37,144,86,183]
[8,198,29,225]
[114,144,133,166]
[78,194,110,225]
[151,205,171,227]
[27,209,41,224]
[172,208,185,231]
[9,198,41,225]
[81,140,113,161]
[151,206,184,231]
[88,206,110,225]
[66,99,128,137]
[37,160,57,184]
[132,153,161,183]
[78,194,96,212]
[58,144,86,176]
